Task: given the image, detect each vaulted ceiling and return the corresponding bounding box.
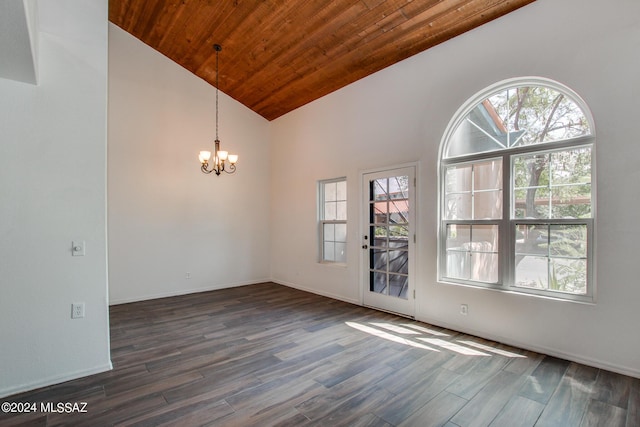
[109,0,535,121]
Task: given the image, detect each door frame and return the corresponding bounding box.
[359,162,418,318]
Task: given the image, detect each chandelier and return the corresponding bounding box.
[198,44,238,176]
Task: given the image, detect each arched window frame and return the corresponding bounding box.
[438,77,596,302]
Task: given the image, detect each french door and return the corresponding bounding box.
[362,166,416,317]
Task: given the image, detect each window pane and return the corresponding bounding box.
[446,225,470,250]
[474,190,502,219]
[336,201,347,220]
[324,242,335,262]
[323,223,335,241]
[550,148,591,185]
[324,182,337,202]
[445,85,591,158]
[515,256,548,290]
[551,258,587,294]
[446,252,469,280]
[445,193,472,220]
[334,223,347,242]
[549,224,587,258]
[551,186,591,219]
[474,160,502,191]
[324,202,336,220]
[334,243,346,263]
[470,253,498,283]
[446,165,472,193]
[336,180,347,201]
[472,225,499,252]
[320,178,347,263]
[515,224,548,256]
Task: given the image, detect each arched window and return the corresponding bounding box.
[439,77,595,301]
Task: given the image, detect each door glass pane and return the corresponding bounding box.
[370,271,387,293]
[388,250,408,274]
[373,179,388,201]
[371,248,386,271]
[389,274,408,299]
[392,176,409,199]
[371,202,387,224]
[367,171,413,309]
[389,199,409,224]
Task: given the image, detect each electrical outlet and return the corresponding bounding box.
[460,304,468,315]
[186,272,191,279]
[71,303,85,319]
[72,241,85,256]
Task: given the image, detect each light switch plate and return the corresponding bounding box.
[72,240,85,256]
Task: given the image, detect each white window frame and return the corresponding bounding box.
[438,77,596,303]
[319,177,347,264]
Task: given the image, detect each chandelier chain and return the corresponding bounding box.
[215,45,219,141]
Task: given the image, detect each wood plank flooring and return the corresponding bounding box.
[1,282,638,426]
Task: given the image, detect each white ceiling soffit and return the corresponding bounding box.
[0,0,38,84]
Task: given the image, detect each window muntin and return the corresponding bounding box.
[440,79,595,301]
[514,223,588,295]
[445,86,591,159]
[320,179,347,263]
[513,147,592,219]
[444,159,503,220]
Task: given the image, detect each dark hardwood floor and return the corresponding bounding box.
[1,282,638,426]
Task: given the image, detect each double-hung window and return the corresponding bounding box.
[439,78,595,302]
[319,178,347,263]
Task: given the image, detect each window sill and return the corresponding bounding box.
[436,279,596,305]
[319,261,348,268]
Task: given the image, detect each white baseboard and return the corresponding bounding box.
[271,279,361,306]
[270,279,640,379]
[109,278,272,305]
[416,315,640,379]
[0,362,113,399]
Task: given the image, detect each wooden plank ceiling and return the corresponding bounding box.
[109,0,535,121]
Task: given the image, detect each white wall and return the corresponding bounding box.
[270,0,640,377]
[0,0,111,397]
[108,25,271,304]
